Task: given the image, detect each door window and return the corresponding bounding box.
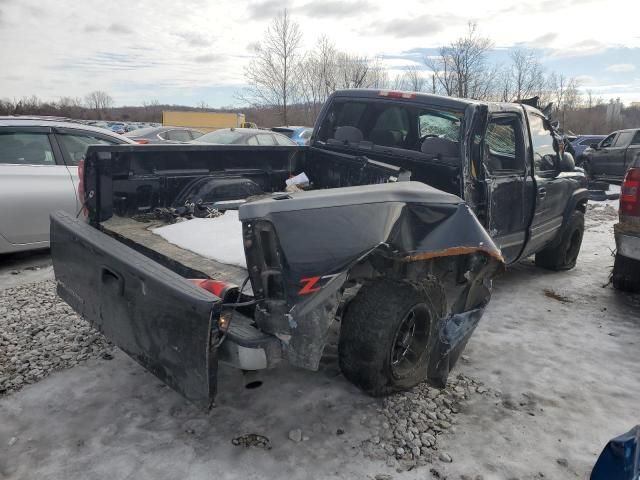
[485,115,525,174]
[189,130,204,140]
[527,114,557,173]
[632,131,640,145]
[600,133,616,148]
[0,132,56,165]
[256,134,276,145]
[246,136,259,145]
[614,131,634,147]
[58,132,119,165]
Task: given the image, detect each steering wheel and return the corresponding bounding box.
[419,134,439,143]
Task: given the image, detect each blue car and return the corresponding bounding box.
[270,126,313,145]
[572,134,606,161]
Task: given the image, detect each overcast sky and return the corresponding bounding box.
[1,0,639,107]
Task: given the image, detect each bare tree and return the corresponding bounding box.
[425,22,497,100]
[84,90,114,119]
[507,49,545,101]
[241,9,302,125]
[402,65,426,92]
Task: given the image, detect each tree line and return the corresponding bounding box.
[2,11,639,134]
[239,11,638,134]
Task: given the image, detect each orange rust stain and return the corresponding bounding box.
[401,246,505,264]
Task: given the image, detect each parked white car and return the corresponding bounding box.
[0,117,135,254]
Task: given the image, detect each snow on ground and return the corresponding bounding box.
[0,197,638,480]
[152,211,246,268]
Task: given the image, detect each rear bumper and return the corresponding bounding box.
[616,232,640,261]
[218,312,282,370]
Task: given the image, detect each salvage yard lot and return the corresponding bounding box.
[1,203,639,480]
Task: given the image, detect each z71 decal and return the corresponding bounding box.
[298,274,340,295]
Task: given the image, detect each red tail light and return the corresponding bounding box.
[135,139,150,144]
[620,167,640,217]
[379,90,417,99]
[77,158,88,218]
[189,279,238,301]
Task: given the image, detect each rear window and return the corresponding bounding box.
[317,99,463,157]
[124,127,156,137]
[194,130,244,144]
[271,128,294,138]
[0,132,56,165]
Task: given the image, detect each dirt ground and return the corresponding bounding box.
[1,206,639,480]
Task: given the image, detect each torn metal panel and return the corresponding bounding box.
[241,181,504,378]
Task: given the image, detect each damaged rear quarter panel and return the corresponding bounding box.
[240,182,504,383]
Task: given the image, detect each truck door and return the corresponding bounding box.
[590,133,617,177]
[483,112,534,263]
[522,112,570,256]
[607,130,634,179]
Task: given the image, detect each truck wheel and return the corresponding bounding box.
[535,211,585,271]
[338,278,445,396]
[612,254,640,293]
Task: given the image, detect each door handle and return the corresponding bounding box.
[538,187,547,199]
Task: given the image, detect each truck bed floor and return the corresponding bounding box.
[100,215,249,288]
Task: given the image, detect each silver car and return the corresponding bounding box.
[0,117,135,254]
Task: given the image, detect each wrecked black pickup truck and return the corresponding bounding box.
[50,89,588,409]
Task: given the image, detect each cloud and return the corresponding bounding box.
[548,39,607,58]
[107,23,134,35]
[193,53,223,63]
[575,75,595,85]
[373,15,446,38]
[525,32,557,48]
[605,63,636,73]
[248,0,290,20]
[298,0,375,18]
[176,32,213,47]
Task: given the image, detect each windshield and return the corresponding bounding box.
[193,130,244,144]
[317,99,463,158]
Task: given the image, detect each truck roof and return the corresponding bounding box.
[332,89,546,116]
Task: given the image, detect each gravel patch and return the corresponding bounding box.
[0,279,112,396]
[361,373,494,470]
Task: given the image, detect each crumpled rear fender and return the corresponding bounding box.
[240,182,504,374]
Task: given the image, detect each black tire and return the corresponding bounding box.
[535,211,585,271]
[612,254,640,293]
[338,277,445,396]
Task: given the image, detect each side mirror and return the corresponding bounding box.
[551,120,560,129]
[559,152,575,172]
[590,143,599,149]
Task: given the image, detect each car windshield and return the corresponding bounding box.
[317,99,463,158]
[193,130,244,144]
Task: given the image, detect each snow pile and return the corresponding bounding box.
[152,211,246,268]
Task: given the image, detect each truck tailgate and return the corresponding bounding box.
[50,210,220,409]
